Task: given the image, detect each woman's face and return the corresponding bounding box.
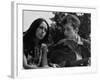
[35,21,48,40]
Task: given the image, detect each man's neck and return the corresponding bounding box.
[67,34,83,45]
[67,34,77,41]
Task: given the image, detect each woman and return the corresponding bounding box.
[23,18,50,69]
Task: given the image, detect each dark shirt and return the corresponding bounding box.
[23,36,42,67]
[48,36,90,67]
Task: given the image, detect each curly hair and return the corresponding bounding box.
[61,14,81,30]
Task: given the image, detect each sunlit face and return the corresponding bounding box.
[35,21,48,40]
[64,23,76,39]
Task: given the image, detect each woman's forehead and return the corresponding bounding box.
[40,21,48,29]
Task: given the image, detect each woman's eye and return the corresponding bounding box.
[39,26,47,31]
[39,26,43,29]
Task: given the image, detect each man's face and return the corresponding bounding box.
[35,21,48,40]
[64,23,76,39]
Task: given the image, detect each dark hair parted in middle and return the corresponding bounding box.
[24,18,49,46]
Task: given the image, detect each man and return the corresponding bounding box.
[48,14,90,67]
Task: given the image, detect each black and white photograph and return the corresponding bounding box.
[0,0,99,80]
[23,10,91,69]
[11,2,97,78]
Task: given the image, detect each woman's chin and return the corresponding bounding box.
[38,36,44,40]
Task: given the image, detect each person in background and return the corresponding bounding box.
[23,18,50,69]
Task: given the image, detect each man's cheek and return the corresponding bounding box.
[64,31,68,35]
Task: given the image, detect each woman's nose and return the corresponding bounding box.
[41,30,44,34]
[42,29,45,33]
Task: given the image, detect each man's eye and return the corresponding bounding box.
[65,27,71,31]
[66,28,70,31]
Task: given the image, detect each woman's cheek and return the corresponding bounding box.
[43,32,46,36]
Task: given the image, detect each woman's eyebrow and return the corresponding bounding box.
[39,26,47,30]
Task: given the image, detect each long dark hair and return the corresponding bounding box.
[23,18,49,49]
